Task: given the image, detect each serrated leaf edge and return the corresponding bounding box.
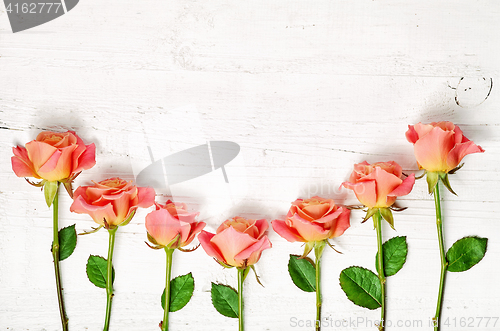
[85,255,109,289]
[211,282,239,318]
[169,273,195,312]
[59,224,77,261]
[340,266,382,310]
[381,236,408,276]
[288,254,316,292]
[447,236,488,272]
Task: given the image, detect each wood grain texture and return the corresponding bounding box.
[1,0,499,330]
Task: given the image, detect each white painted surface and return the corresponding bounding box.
[0,1,499,330]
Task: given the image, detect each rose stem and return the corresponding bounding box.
[162,248,174,331]
[51,183,69,331]
[314,241,326,331]
[374,211,386,331]
[104,227,117,331]
[238,267,245,331]
[433,182,447,331]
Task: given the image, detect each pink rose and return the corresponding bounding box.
[199,217,272,268]
[145,200,206,249]
[271,196,350,243]
[70,177,155,228]
[12,130,96,182]
[342,161,415,209]
[405,122,484,173]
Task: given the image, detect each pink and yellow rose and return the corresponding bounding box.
[272,196,350,244]
[199,217,272,268]
[70,177,155,228]
[145,200,205,249]
[405,122,484,173]
[12,130,96,183]
[342,161,415,209]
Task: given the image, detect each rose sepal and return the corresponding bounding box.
[25,178,45,187]
[439,172,456,195]
[299,241,315,259]
[362,208,379,223]
[214,258,234,269]
[426,171,440,194]
[80,225,104,235]
[379,208,395,230]
[60,171,81,198]
[117,210,137,227]
[427,171,457,195]
[44,181,59,207]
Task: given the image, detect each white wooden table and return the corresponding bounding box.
[1,1,499,330]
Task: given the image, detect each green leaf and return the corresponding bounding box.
[86,255,115,289]
[211,283,238,318]
[375,236,408,276]
[288,254,316,292]
[446,236,487,272]
[161,273,195,312]
[58,224,77,261]
[339,266,382,310]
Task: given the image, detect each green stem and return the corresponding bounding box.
[374,211,386,331]
[162,248,174,331]
[433,183,447,331]
[103,227,117,331]
[238,268,246,331]
[314,241,326,331]
[51,183,69,331]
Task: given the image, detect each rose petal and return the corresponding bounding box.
[446,141,485,170]
[74,143,96,173]
[330,207,351,238]
[198,230,229,265]
[413,126,455,171]
[136,187,156,208]
[176,211,200,224]
[25,141,58,172]
[388,173,415,197]
[342,180,377,208]
[253,218,269,239]
[11,146,39,178]
[405,125,419,144]
[70,195,117,226]
[183,221,206,247]
[364,167,402,207]
[313,206,343,224]
[235,235,272,266]
[412,123,437,140]
[271,219,304,242]
[301,203,330,220]
[288,214,330,242]
[146,209,185,246]
[210,227,258,267]
[38,145,76,181]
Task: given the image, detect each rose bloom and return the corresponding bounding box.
[70,177,155,228]
[199,217,272,268]
[342,161,415,209]
[272,197,350,243]
[145,200,205,249]
[11,130,96,182]
[406,122,484,173]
